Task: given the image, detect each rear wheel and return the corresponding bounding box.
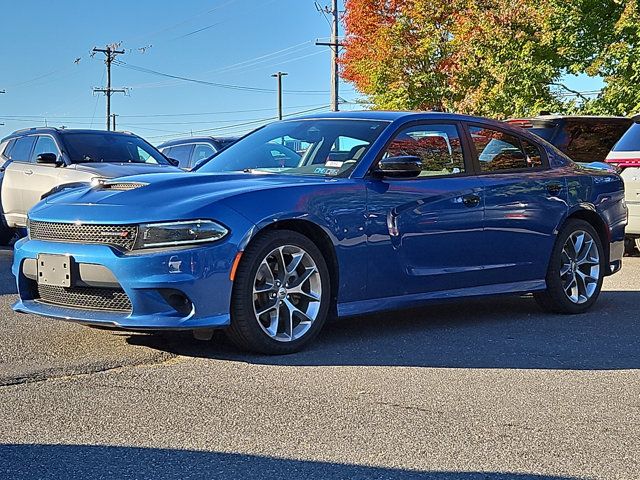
[226,230,331,354]
[534,219,604,314]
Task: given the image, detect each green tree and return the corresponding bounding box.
[341,0,640,117]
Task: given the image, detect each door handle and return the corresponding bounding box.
[24,170,33,175]
[462,193,481,208]
[547,182,562,196]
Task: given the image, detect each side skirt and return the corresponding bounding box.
[337,279,546,318]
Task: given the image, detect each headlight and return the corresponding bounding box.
[90,177,107,188]
[134,220,228,249]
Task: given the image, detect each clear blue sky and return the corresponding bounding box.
[0,0,601,144]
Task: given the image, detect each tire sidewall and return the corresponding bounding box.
[230,230,331,354]
[545,219,605,314]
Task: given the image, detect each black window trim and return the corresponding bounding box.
[463,122,550,175]
[366,119,476,181]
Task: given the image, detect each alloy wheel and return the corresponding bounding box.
[560,230,600,304]
[252,245,322,342]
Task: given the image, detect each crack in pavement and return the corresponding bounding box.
[0,352,178,388]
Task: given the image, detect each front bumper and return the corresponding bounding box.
[12,237,239,330]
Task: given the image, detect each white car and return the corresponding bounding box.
[605,117,640,253]
[0,128,180,243]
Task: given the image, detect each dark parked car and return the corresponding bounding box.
[506,115,632,166]
[158,136,238,170]
[13,112,626,354]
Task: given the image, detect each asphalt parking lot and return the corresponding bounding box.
[0,247,639,480]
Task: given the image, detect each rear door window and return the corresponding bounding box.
[522,140,544,168]
[469,126,529,172]
[164,144,193,168]
[9,136,37,162]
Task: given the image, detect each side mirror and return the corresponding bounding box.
[375,156,422,178]
[167,157,180,167]
[36,153,59,165]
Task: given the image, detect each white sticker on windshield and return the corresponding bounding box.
[325,160,344,168]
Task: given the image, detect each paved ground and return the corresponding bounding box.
[0,248,639,480]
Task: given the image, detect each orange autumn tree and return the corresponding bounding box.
[341,0,566,117]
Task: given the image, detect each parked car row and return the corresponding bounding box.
[5,111,627,354]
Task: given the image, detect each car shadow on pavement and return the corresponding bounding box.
[0,444,585,480]
[129,290,640,370]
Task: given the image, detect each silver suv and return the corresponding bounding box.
[0,128,180,238]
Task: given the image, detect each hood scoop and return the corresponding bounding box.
[99,181,148,191]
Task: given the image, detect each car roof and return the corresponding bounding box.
[508,115,631,123]
[1,127,137,142]
[157,136,239,148]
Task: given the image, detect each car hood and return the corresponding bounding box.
[31,172,330,224]
[69,162,180,177]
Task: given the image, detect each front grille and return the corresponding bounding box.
[34,283,132,312]
[101,182,147,191]
[29,221,138,251]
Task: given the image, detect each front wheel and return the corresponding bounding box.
[534,219,605,314]
[226,230,331,354]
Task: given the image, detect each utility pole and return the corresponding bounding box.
[111,113,118,131]
[316,0,343,112]
[92,45,126,131]
[271,72,288,120]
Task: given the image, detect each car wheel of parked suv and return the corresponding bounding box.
[226,230,331,354]
[534,219,604,314]
[0,218,15,246]
[624,237,640,256]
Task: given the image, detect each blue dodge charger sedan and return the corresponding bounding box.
[12,112,626,354]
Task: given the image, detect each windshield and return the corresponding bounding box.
[196,119,390,177]
[61,132,169,164]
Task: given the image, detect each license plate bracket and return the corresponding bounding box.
[37,254,72,287]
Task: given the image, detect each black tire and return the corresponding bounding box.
[226,230,331,354]
[624,236,639,256]
[534,219,605,314]
[0,220,15,246]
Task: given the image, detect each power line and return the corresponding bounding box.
[146,105,330,140]
[0,103,330,121]
[114,60,328,95]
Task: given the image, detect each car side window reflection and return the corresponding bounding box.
[31,136,60,163]
[192,144,216,167]
[469,126,532,172]
[522,139,544,168]
[383,124,465,176]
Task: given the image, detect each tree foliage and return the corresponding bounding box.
[341,0,640,117]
